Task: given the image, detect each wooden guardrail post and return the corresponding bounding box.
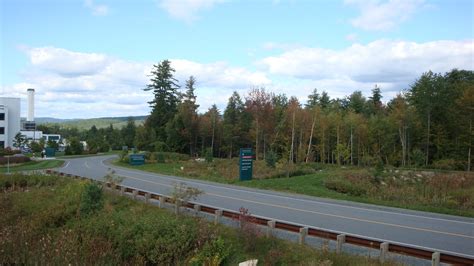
[299,227,308,245]
[158,196,165,208]
[193,204,201,216]
[431,252,440,266]
[266,220,276,237]
[145,193,150,204]
[379,242,389,263]
[214,210,223,225]
[336,234,346,254]
[120,186,125,196]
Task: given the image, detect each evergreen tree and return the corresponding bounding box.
[223,91,246,158]
[369,85,383,114]
[319,91,331,110]
[144,60,180,144]
[305,88,320,108]
[347,91,367,114]
[121,117,136,148]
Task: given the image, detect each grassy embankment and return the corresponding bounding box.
[0,173,395,265]
[0,160,64,173]
[115,153,474,217]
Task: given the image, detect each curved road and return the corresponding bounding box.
[57,155,474,258]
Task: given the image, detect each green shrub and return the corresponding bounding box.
[324,179,367,196]
[432,159,461,170]
[0,173,60,190]
[80,183,104,216]
[204,148,213,163]
[0,155,31,165]
[451,189,474,209]
[156,152,165,163]
[143,151,152,160]
[359,155,378,167]
[119,150,128,160]
[411,149,425,168]
[153,152,189,163]
[265,150,277,168]
[190,237,232,266]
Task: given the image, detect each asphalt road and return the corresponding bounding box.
[57,155,474,258]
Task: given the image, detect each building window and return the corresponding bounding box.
[0,113,4,120]
[0,141,4,147]
[0,127,4,134]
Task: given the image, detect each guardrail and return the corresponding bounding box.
[47,169,474,266]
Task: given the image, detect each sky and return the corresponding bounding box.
[1,0,473,119]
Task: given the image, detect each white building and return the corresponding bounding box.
[20,130,43,141]
[0,97,21,149]
[1,89,62,150]
[44,134,61,143]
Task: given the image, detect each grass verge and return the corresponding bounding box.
[0,159,64,173]
[0,173,396,265]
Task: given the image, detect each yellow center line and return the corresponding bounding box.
[119,172,473,240]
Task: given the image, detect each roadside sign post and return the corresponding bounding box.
[239,148,253,181]
[129,154,145,166]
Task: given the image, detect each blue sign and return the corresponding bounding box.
[129,154,145,165]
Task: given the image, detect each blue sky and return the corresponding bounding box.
[1,0,473,118]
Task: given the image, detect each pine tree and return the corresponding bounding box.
[144,60,180,144]
[223,91,246,158]
[167,76,200,155]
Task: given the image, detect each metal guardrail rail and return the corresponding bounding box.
[48,170,474,266]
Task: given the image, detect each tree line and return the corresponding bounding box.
[38,60,473,171]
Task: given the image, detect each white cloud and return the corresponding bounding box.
[345,33,358,42]
[4,39,472,119]
[3,46,270,118]
[84,0,109,16]
[345,0,424,31]
[258,39,473,86]
[262,42,302,51]
[171,59,270,89]
[159,0,223,22]
[28,47,110,77]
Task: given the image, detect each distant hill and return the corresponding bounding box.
[35,115,147,130]
[35,117,73,124]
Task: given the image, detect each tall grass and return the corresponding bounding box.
[0,173,397,265]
